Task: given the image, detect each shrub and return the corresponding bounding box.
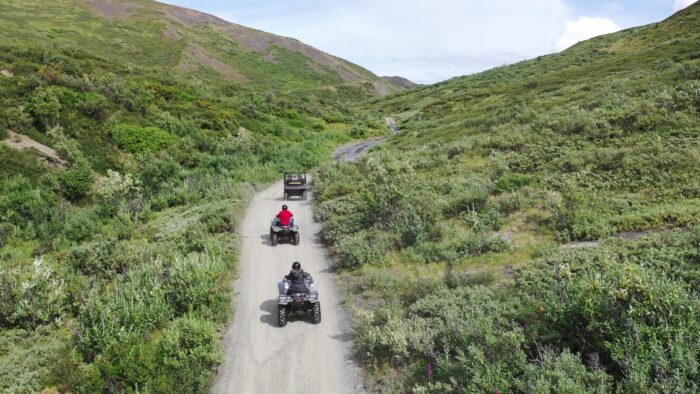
[112,124,175,153]
[551,262,700,388]
[446,181,491,215]
[59,166,93,202]
[27,86,62,129]
[8,257,67,328]
[335,231,396,269]
[164,253,230,322]
[139,154,182,194]
[154,316,221,394]
[520,349,612,393]
[96,169,142,217]
[349,124,368,138]
[495,173,536,193]
[5,106,33,133]
[61,209,98,243]
[0,327,71,393]
[66,237,135,277]
[0,176,57,229]
[76,265,172,358]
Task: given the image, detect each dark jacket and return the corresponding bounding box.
[285,269,311,294]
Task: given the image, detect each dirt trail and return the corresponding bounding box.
[332,117,399,162]
[384,117,399,135]
[213,182,365,394]
[333,137,385,162]
[562,230,657,249]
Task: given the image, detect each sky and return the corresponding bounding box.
[160,0,697,84]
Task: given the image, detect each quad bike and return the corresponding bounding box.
[283,172,307,200]
[277,277,321,327]
[270,219,300,246]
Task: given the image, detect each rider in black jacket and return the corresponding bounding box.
[285,261,312,294]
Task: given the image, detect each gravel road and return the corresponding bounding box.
[213,182,366,394]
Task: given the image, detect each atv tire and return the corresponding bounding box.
[278,306,287,327]
[312,302,321,324]
[284,192,288,200]
[302,191,307,201]
[293,232,300,246]
[271,233,278,246]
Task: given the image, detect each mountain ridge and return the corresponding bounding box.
[76,0,411,95]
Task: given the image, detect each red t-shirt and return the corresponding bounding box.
[277,210,293,225]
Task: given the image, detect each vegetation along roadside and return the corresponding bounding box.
[314,4,700,393]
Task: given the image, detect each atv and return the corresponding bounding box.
[277,277,321,327]
[270,219,300,246]
[283,172,307,200]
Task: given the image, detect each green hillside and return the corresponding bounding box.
[0,1,393,392]
[315,4,700,392]
[1,0,405,95]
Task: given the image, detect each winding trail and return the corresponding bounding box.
[213,182,365,394]
[332,117,399,162]
[333,137,386,162]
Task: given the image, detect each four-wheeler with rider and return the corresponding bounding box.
[277,262,321,327]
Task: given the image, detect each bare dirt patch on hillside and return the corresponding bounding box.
[0,69,13,78]
[2,131,67,168]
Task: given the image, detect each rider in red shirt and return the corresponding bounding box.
[276,205,294,226]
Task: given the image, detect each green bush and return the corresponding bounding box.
[0,175,57,230]
[139,154,182,194]
[495,173,536,193]
[0,327,71,393]
[76,265,172,358]
[66,237,136,277]
[519,349,612,393]
[154,316,221,394]
[335,230,395,269]
[61,209,98,243]
[112,124,175,153]
[164,253,230,322]
[59,166,93,202]
[5,257,67,329]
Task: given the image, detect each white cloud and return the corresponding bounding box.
[673,0,697,12]
[216,0,569,84]
[554,17,621,52]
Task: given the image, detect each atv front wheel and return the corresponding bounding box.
[312,302,321,324]
[293,232,300,245]
[278,306,287,327]
[271,233,278,246]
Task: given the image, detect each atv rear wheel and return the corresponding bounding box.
[293,232,300,245]
[312,302,321,324]
[271,233,278,246]
[278,306,287,327]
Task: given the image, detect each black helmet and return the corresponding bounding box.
[282,205,288,210]
[292,261,301,270]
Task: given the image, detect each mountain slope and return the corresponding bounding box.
[1,0,410,95]
[0,1,396,392]
[315,4,700,392]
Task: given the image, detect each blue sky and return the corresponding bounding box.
[159,0,696,83]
